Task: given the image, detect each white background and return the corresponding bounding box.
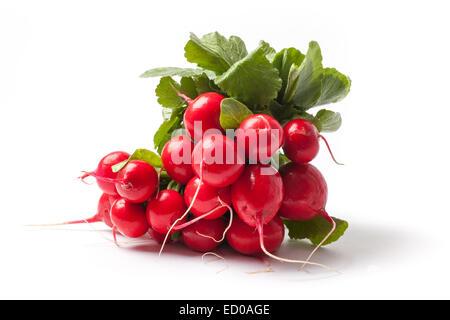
[1,0,449,299]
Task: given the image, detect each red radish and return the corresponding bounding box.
[235,114,284,163]
[278,162,328,221]
[283,119,342,165]
[191,134,245,188]
[110,198,148,240]
[278,162,336,267]
[231,164,284,227]
[231,163,328,269]
[182,218,227,252]
[26,193,119,228]
[146,189,187,235]
[114,160,158,203]
[184,176,231,220]
[182,92,225,140]
[226,215,284,255]
[80,151,130,195]
[97,193,120,228]
[161,135,194,184]
[86,160,158,203]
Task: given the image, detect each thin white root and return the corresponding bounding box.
[246,256,274,274]
[201,252,225,263]
[195,196,233,243]
[257,223,339,273]
[299,214,337,271]
[201,252,228,274]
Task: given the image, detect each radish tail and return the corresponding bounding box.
[319,135,344,165]
[112,226,119,247]
[80,171,122,184]
[159,161,204,256]
[173,205,225,231]
[300,211,336,270]
[256,221,336,272]
[25,215,102,227]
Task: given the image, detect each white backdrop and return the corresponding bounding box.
[1,0,449,299]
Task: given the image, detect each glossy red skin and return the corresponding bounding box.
[110,198,148,238]
[184,92,225,140]
[278,162,327,221]
[182,218,226,252]
[236,114,284,163]
[161,135,194,184]
[191,134,245,188]
[226,215,284,255]
[97,193,120,228]
[115,160,158,203]
[184,177,231,219]
[231,164,284,227]
[146,190,187,234]
[94,151,130,195]
[283,119,320,163]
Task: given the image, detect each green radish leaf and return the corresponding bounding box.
[155,76,200,110]
[112,149,162,173]
[180,77,198,100]
[291,41,323,110]
[215,44,282,107]
[140,67,207,78]
[184,32,248,74]
[155,77,185,109]
[193,73,222,95]
[316,68,351,106]
[153,115,183,154]
[259,40,277,62]
[219,98,253,129]
[283,216,348,246]
[314,109,342,132]
[272,48,305,102]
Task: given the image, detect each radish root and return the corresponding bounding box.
[319,135,343,165]
[25,215,101,227]
[299,212,337,271]
[256,221,337,273]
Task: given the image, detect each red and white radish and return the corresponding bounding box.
[80,151,130,195]
[182,218,227,252]
[191,133,245,188]
[146,189,187,235]
[226,214,284,255]
[231,164,284,227]
[184,176,231,220]
[235,114,284,163]
[283,119,342,165]
[110,198,149,241]
[182,92,225,140]
[161,135,194,184]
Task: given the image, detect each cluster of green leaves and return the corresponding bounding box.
[141,32,350,244]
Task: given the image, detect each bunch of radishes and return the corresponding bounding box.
[43,32,352,269]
